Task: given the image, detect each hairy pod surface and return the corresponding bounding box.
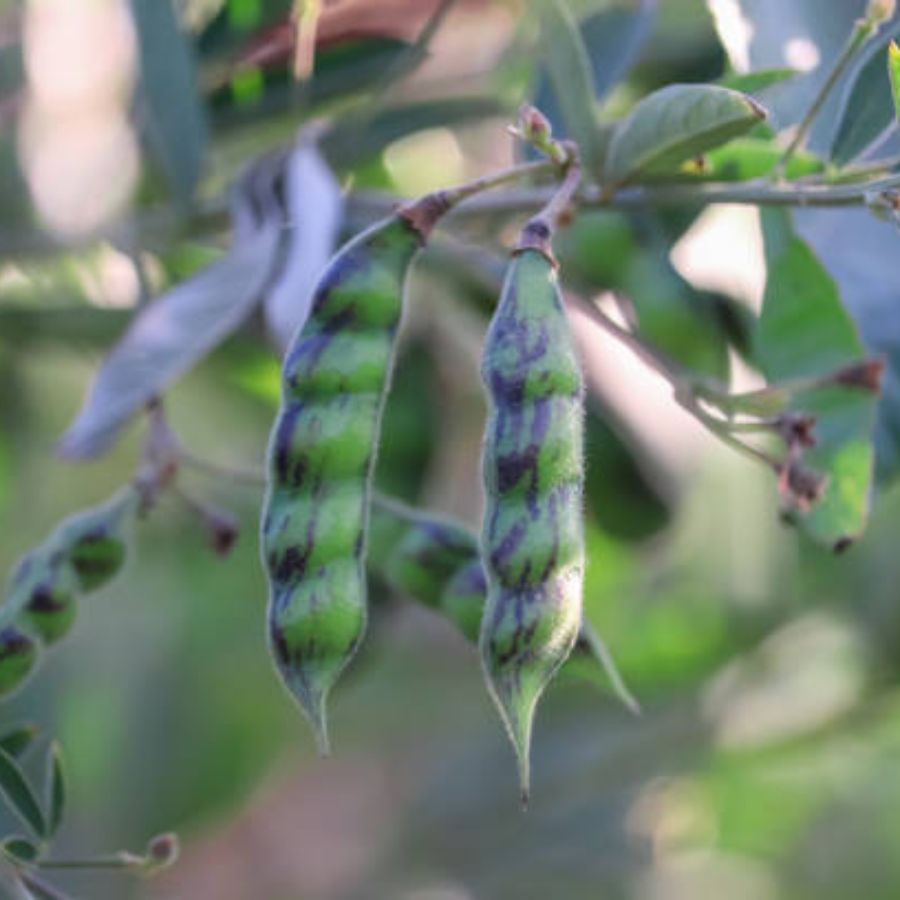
[261,201,446,753]
[479,239,585,803]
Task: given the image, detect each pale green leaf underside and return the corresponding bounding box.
[605,83,766,185]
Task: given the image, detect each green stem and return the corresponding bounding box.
[36,857,137,871]
[440,159,557,209]
[349,172,900,222]
[565,295,783,471]
[776,16,881,176]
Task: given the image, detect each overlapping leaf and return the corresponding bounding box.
[756,210,880,548]
[604,84,767,185]
[131,0,208,204]
[57,154,288,459]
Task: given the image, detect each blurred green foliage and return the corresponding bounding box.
[2,0,900,898]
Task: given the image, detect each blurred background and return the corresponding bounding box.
[3,0,900,897]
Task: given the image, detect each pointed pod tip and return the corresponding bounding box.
[295,687,332,758]
[501,703,533,811]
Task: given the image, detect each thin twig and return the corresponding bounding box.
[348,171,900,224]
[36,858,136,871]
[441,158,557,209]
[178,447,266,484]
[565,295,783,470]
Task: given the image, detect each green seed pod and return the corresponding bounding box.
[383,517,477,610]
[21,569,78,645]
[2,488,137,658]
[371,497,637,717]
[262,195,451,754]
[67,530,128,591]
[0,627,38,697]
[439,558,490,643]
[479,220,585,803]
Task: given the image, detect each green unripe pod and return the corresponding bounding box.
[439,558,486,643]
[68,531,127,591]
[262,195,452,754]
[1,488,137,681]
[383,517,476,610]
[21,576,77,645]
[371,497,637,716]
[0,627,38,697]
[479,220,585,803]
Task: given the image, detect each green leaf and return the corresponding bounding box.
[889,40,900,120]
[538,0,603,171]
[756,209,879,548]
[44,742,65,837]
[0,725,39,760]
[131,0,208,204]
[530,0,655,172]
[0,748,46,838]
[1,836,39,863]
[605,84,767,185]
[718,68,799,94]
[830,32,900,165]
[701,138,823,181]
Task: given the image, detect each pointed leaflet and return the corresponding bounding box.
[264,133,343,353]
[0,748,45,838]
[532,0,655,171]
[1,836,38,863]
[890,41,900,119]
[57,152,288,459]
[130,0,208,203]
[756,210,879,548]
[0,725,38,760]
[537,0,604,172]
[44,742,65,837]
[605,84,767,186]
[830,27,900,165]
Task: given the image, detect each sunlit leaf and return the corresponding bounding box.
[701,138,823,181]
[889,40,900,121]
[605,84,766,185]
[0,748,45,838]
[756,209,879,549]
